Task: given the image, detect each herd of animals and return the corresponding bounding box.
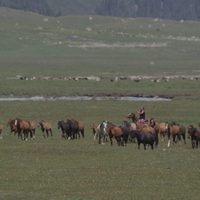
[92,113,200,149]
[0,112,200,150]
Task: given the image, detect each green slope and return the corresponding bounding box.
[0,8,200,78]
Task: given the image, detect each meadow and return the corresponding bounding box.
[0,8,200,200]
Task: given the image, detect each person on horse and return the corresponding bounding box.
[137,106,146,123]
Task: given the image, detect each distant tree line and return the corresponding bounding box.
[0,0,55,16]
[1,0,200,21]
[95,0,200,20]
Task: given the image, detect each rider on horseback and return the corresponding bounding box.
[137,106,145,123]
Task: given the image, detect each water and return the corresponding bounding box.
[0,96,172,102]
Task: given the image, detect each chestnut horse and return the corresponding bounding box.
[167,122,186,147]
[12,118,33,140]
[103,121,129,146]
[149,118,168,142]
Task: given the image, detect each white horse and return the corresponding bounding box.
[94,120,109,144]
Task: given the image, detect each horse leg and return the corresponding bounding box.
[43,130,46,138]
[50,129,53,137]
[46,130,49,138]
[143,143,147,150]
[155,133,159,147]
[150,143,154,150]
[167,132,171,147]
[196,140,198,149]
[109,135,113,146]
[25,130,28,141]
[182,133,186,144]
[29,130,33,140]
[98,133,102,144]
[81,129,84,138]
[116,137,121,146]
[172,135,176,144]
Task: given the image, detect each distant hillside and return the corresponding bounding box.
[0,0,200,21]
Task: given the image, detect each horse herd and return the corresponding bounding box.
[0,112,200,150]
[3,118,84,141]
[92,113,200,150]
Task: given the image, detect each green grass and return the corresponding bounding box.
[0,100,200,200]
[0,8,200,200]
[0,79,200,100]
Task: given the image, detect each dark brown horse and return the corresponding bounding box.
[67,118,79,139]
[187,125,200,149]
[134,130,157,150]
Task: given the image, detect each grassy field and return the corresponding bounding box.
[0,8,200,200]
[0,100,200,200]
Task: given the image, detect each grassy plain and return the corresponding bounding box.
[0,8,200,200]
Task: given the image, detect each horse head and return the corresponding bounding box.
[126,113,137,122]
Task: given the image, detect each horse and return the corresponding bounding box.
[38,120,53,138]
[8,119,18,135]
[103,121,129,146]
[122,120,137,142]
[91,121,108,144]
[134,130,157,150]
[12,118,33,141]
[149,118,168,142]
[167,122,186,147]
[57,120,70,139]
[67,118,79,139]
[187,125,200,149]
[126,112,138,123]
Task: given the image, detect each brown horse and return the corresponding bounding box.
[104,121,129,146]
[8,119,18,135]
[38,120,53,138]
[12,118,33,140]
[187,125,200,149]
[149,118,168,142]
[126,113,138,123]
[167,122,186,147]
